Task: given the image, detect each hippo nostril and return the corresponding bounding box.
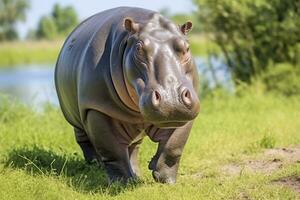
[152,90,161,107]
[154,91,160,101]
[181,88,192,107]
[184,90,190,98]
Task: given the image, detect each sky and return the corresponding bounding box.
[17,0,196,39]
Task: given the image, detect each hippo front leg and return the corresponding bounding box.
[148,122,193,184]
[128,139,143,177]
[85,110,136,183]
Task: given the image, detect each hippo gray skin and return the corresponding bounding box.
[55,6,200,184]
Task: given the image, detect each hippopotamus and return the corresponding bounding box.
[55,6,200,184]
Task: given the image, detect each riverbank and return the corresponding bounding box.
[0,92,299,199]
[0,35,219,67]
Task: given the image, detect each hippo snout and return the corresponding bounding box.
[140,85,200,127]
[151,86,196,109]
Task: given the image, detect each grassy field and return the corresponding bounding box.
[0,91,299,199]
[0,35,218,67]
[0,40,63,66]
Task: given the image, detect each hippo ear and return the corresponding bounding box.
[124,18,139,34]
[180,21,193,35]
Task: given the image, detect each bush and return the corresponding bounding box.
[262,63,300,96]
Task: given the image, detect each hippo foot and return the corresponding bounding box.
[86,158,104,168]
[105,163,137,184]
[152,171,176,184]
[149,156,177,184]
[107,175,139,185]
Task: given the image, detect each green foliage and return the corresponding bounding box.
[231,63,300,98]
[261,63,300,96]
[0,27,18,40]
[189,34,220,56]
[36,16,57,40]
[51,4,78,36]
[0,0,29,41]
[35,4,78,40]
[25,29,36,40]
[194,0,300,83]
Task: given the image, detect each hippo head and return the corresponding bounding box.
[123,14,200,128]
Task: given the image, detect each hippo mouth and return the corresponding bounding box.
[153,121,188,129]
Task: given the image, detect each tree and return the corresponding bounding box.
[194,0,300,83]
[52,4,78,35]
[0,0,29,41]
[35,3,78,40]
[36,16,57,40]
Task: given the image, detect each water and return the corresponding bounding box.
[0,57,231,107]
[0,64,57,107]
[196,57,233,90]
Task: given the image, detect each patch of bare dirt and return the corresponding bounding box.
[222,147,300,176]
[273,176,300,195]
[219,147,300,195]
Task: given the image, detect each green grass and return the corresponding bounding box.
[0,91,300,199]
[0,35,218,67]
[0,40,62,67]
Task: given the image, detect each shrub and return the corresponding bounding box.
[262,63,300,96]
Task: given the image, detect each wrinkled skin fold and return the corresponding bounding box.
[55,7,200,184]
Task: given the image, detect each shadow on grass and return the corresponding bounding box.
[3,145,142,196]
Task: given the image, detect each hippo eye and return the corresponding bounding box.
[174,45,182,53]
[135,41,147,61]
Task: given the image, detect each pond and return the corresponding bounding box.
[0,57,231,107]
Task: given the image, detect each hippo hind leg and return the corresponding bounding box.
[74,127,101,164]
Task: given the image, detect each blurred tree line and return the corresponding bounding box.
[0,0,29,41]
[0,0,78,41]
[29,3,78,40]
[193,0,300,86]
[34,4,78,40]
